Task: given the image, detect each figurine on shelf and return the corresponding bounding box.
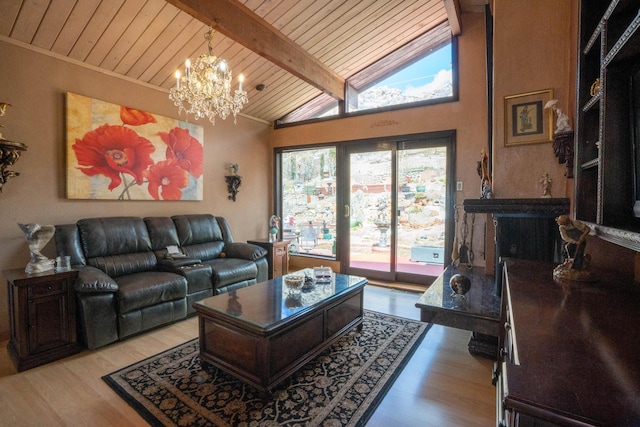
[553,215,594,281]
[19,223,56,273]
[540,173,552,198]
[544,99,573,134]
[478,148,492,199]
[269,214,280,242]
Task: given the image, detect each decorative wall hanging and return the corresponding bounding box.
[225,163,241,201]
[0,102,28,193]
[66,92,204,200]
[504,89,554,146]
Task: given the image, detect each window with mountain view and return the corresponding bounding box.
[346,44,453,113]
[276,22,454,125]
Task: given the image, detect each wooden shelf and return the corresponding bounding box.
[575,0,640,238]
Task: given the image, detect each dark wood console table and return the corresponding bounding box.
[496,259,640,426]
[415,265,500,359]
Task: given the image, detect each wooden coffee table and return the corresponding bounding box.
[193,270,367,393]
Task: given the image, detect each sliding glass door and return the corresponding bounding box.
[342,134,454,284]
[275,131,455,286]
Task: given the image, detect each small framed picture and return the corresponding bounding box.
[504,89,554,146]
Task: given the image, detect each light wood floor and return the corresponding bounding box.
[0,285,496,426]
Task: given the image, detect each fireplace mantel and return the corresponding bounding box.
[463,198,570,217]
[463,198,571,296]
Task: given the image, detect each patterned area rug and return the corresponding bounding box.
[103,310,430,427]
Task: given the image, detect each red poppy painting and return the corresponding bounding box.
[66,92,204,200]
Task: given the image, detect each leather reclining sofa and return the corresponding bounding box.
[54,214,268,349]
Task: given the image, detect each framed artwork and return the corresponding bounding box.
[66,92,204,200]
[504,89,554,146]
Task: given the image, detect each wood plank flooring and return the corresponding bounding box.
[0,285,496,426]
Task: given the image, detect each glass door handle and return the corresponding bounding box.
[345,204,350,218]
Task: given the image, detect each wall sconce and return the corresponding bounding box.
[0,102,28,192]
[225,163,242,201]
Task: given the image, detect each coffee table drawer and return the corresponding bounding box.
[327,293,361,336]
[271,313,324,373]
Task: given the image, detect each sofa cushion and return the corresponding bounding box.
[173,214,223,245]
[78,217,152,258]
[115,271,187,314]
[144,216,180,258]
[206,258,258,288]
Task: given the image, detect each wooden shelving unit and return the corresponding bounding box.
[575,0,640,249]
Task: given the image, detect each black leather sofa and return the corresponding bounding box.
[54,214,268,349]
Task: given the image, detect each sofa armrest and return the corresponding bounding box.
[223,242,267,261]
[74,266,119,293]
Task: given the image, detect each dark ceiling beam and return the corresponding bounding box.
[443,0,462,35]
[165,0,345,101]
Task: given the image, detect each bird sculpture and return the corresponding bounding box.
[19,223,56,273]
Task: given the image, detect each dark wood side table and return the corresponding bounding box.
[3,268,81,371]
[247,238,290,279]
[415,265,501,359]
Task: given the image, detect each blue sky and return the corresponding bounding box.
[376,45,452,91]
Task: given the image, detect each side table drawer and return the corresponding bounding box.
[28,281,67,298]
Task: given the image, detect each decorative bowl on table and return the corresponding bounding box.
[284,275,304,296]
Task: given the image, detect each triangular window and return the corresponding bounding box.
[277,22,455,125]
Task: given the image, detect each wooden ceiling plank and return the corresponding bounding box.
[65,0,124,61]
[308,0,401,57]
[149,20,209,87]
[51,0,104,56]
[99,0,165,71]
[269,0,319,34]
[297,0,379,56]
[244,0,287,22]
[332,7,447,77]
[31,0,76,50]
[316,0,427,64]
[135,13,198,81]
[287,0,358,43]
[0,0,23,37]
[10,0,49,43]
[164,0,345,100]
[248,73,317,117]
[326,3,446,75]
[115,4,180,76]
[83,0,145,67]
[443,0,462,35]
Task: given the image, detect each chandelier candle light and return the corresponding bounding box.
[169,29,248,125]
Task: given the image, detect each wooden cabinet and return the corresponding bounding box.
[247,239,290,279]
[4,268,80,371]
[495,259,640,426]
[575,0,640,243]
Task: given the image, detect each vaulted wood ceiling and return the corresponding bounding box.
[0,0,486,124]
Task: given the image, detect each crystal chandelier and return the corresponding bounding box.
[169,29,248,125]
